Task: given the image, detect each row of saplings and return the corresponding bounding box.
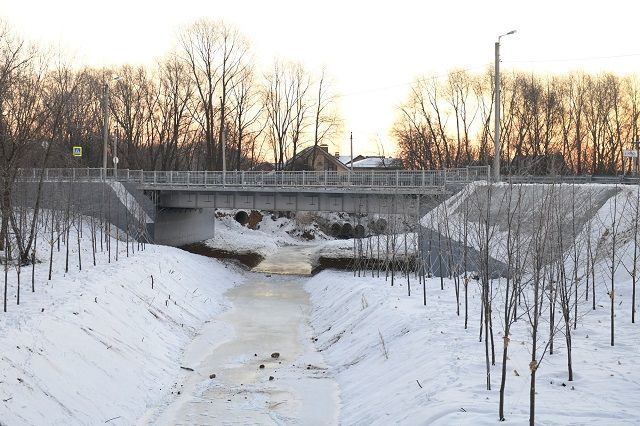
[344,183,639,425]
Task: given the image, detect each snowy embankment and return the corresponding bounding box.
[306,182,640,425]
[306,270,640,425]
[0,224,242,425]
[422,181,619,262]
[3,185,640,425]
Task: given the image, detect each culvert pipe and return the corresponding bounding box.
[340,222,354,238]
[234,210,249,225]
[354,224,365,238]
[330,222,342,237]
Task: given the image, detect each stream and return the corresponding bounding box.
[149,246,338,425]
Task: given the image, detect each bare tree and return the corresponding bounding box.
[228,65,264,170]
[498,181,527,421]
[179,19,249,170]
[263,61,312,170]
[310,68,342,166]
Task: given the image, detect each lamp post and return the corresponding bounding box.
[219,96,226,184]
[494,30,516,182]
[102,76,120,179]
[113,125,119,179]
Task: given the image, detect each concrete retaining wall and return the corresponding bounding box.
[152,208,216,246]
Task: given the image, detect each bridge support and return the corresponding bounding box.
[156,190,425,215]
[152,208,216,246]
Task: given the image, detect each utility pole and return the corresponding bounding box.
[220,96,226,182]
[102,83,109,178]
[627,107,640,175]
[631,139,640,176]
[494,30,516,182]
[113,125,119,179]
[102,76,120,178]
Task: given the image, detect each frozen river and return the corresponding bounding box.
[151,247,338,425]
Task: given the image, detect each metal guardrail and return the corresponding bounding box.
[502,175,640,185]
[16,166,491,191]
[20,167,640,189]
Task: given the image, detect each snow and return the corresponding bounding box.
[350,156,401,169]
[304,182,640,424]
[2,182,640,425]
[305,269,640,425]
[337,156,352,166]
[204,212,328,259]
[108,181,154,224]
[0,222,243,425]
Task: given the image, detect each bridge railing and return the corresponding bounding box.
[16,166,490,189]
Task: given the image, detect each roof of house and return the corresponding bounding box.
[287,145,349,171]
[351,156,403,169]
[337,155,352,166]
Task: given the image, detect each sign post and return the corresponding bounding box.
[624,143,640,175]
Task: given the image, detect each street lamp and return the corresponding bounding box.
[494,29,516,182]
[102,76,121,178]
[113,124,119,179]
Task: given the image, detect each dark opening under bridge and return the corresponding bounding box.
[17,166,489,246]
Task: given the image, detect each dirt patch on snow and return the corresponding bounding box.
[180,242,264,268]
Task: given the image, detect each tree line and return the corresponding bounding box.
[394,69,640,175]
[0,18,342,175]
[0,18,342,255]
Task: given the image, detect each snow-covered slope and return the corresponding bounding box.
[0,229,242,425]
[306,270,640,425]
[3,194,640,425]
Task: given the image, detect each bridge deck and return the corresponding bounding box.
[18,167,489,195]
[16,167,489,214]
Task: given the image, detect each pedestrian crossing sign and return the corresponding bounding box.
[72,146,82,157]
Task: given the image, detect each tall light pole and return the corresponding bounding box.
[102,76,120,178]
[494,30,516,182]
[102,82,109,177]
[113,125,119,179]
[220,96,226,184]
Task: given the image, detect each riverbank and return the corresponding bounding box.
[0,238,243,425]
[305,270,640,425]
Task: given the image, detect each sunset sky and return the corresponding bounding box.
[2,0,639,156]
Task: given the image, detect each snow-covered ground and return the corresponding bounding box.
[305,183,640,425]
[305,270,640,425]
[204,212,329,259]
[0,223,243,425]
[2,185,640,425]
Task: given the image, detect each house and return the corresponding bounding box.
[287,145,350,171]
[286,145,405,172]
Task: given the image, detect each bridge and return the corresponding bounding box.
[19,166,488,212]
[16,166,489,246]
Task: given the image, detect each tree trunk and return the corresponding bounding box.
[499,335,509,421]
